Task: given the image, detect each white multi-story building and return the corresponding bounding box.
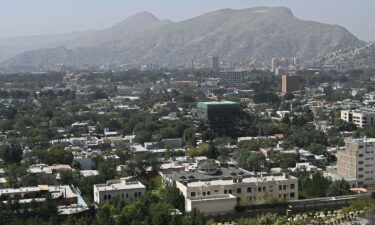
[219,70,245,87]
[161,160,298,216]
[336,138,375,188]
[93,178,146,205]
[341,110,375,128]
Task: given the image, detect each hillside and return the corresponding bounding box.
[3,7,365,69]
[318,41,375,70]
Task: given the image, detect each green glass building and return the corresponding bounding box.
[197,101,240,137]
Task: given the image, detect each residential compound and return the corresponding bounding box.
[161,160,298,216]
[336,138,375,188]
[197,101,240,137]
[93,178,146,205]
[341,110,375,128]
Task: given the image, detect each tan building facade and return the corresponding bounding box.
[337,138,375,187]
[281,75,300,93]
[341,110,375,128]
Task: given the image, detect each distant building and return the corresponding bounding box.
[211,56,220,71]
[71,122,88,133]
[197,101,240,137]
[161,160,298,216]
[271,57,297,73]
[336,138,375,188]
[93,178,146,205]
[281,75,300,93]
[170,80,198,88]
[219,70,245,87]
[341,110,375,128]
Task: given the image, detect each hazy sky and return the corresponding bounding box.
[0,0,374,41]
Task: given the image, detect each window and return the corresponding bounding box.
[263,187,266,191]
[108,195,111,200]
[229,190,232,194]
[126,193,128,198]
[224,190,227,194]
[203,191,206,196]
[279,185,282,191]
[207,191,211,196]
[121,193,124,199]
[359,175,364,178]
[359,168,364,171]
[359,154,364,157]
[359,161,364,164]
[283,185,287,190]
[191,192,196,197]
[290,192,295,198]
[258,187,262,192]
[134,192,138,198]
[290,184,295,189]
[283,194,287,198]
[104,195,107,200]
[247,187,252,193]
[138,192,142,197]
[214,190,218,193]
[237,188,241,194]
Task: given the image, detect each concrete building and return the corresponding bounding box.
[71,122,88,133]
[219,70,245,87]
[336,138,375,188]
[197,101,240,137]
[341,110,375,128]
[0,185,89,215]
[93,178,146,205]
[281,75,300,93]
[271,57,297,73]
[161,160,298,216]
[211,56,220,71]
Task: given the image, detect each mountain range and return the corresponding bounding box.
[1,7,367,69]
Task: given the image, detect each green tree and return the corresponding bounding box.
[161,182,185,211]
[0,143,22,164]
[181,208,206,225]
[234,149,266,172]
[45,144,73,165]
[271,153,298,169]
[183,128,196,147]
[307,143,327,155]
[326,179,351,197]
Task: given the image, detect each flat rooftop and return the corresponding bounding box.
[186,174,297,188]
[197,101,240,109]
[94,179,146,192]
[345,138,375,144]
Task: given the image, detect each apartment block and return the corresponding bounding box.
[340,110,375,128]
[281,75,300,93]
[337,138,375,187]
